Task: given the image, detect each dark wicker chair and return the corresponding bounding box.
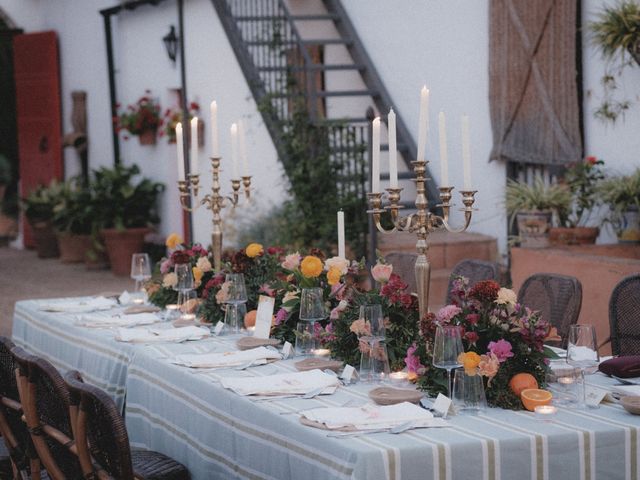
[65,370,190,480]
[0,336,47,480]
[445,259,501,304]
[12,346,83,480]
[384,252,418,293]
[517,273,583,349]
[609,274,640,356]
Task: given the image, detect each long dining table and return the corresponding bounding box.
[11,297,640,480]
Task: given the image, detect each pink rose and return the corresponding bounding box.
[371,263,393,283]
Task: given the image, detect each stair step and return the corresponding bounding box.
[245,39,352,47]
[301,39,353,46]
[291,14,340,21]
[233,14,340,22]
[268,89,378,99]
[258,64,366,72]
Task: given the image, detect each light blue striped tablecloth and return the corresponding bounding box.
[12,298,640,480]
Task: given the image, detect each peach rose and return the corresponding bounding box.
[457,351,482,375]
[495,288,517,306]
[371,263,393,283]
[162,273,177,288]
[324,256,349,275]
[478,353,500,381]
[196,256,212,273]
[281,252,301,270]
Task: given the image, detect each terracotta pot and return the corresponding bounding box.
[549,227,599,246]
[57,232,92,263]
[30,220,59,258]
[138,129,157,145]
[516,211,551,248]
[102,227,150,276]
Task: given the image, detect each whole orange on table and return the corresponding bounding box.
[509,373,538,396]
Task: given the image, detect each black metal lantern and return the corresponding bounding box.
[163,25,178,63]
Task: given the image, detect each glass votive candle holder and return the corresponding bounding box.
[165,304,179,321]
[534,405,557,421]
[389,371,410,385]
[311,348,331,358]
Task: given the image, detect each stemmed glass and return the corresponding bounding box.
[174,264,194,313]
[130,253,151,303]
[224,273,248,334]
[567,324,599,409]
[432,325,464,398]
[358,304,386,382]
[296,288,326,356]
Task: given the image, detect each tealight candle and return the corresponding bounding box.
[246,326,256,333]
[534,405,557,421]
[389,371,409,383]
[166,304,179,312]
[558,376,575,385]
[312,348,331,358]
[132,298,144,305]
[180,313,196,322]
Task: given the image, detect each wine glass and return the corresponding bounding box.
[130,253,151,303]
[224,273,248,334]
[174,264,194,292]
[296,288,326,356]
[567,324,599,408]
[357,304,385,382]
[432,325,464,399]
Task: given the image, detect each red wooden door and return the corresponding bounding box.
[13,31,63,247]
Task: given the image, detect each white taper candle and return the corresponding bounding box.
[372,117,381,193]
[337,211,345,258]
[238,120,249,176]
[176,122,185,181]
[462,114,472,190]
[210,101,219,157]
[190,116,199,175]
[388,108,398,189]
[230,123,239,179]
[438,111,449,186]
[416,86,429,162]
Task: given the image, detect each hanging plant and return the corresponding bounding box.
[113,90,161,144]
[159,101,201,144]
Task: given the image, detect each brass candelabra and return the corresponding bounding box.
[367,160,477,320]
[177,157,251,271]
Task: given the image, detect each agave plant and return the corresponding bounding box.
[590,1,640,64]
[505,177,572,225]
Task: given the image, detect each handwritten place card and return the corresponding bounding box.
[282,341,293,359]
[585,385,608,407]
[213,322,224,335]
[433,393,453,417]
[341,364,355,384]
[254,295,275,339]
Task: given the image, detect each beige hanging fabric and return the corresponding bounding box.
[489,0,582,165]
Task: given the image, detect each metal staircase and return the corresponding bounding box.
[210,0,438,256]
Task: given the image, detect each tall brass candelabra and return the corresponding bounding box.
[177,157,251,271]
[367,160,477,320]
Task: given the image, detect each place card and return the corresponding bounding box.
[341,364,355,384]
[585,385,608,407]
[254,295,275,339]
[213,322,225,335]
[433,393,453,417]
[282,341,293,359]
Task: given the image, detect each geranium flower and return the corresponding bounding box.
[495,288,517,306]
[300,255,323,278]
[488,339,514,363]
[196,256,212,273]
[435,304,462,324]
[162,272,177,288]
[281,252,301,270]
[165,233,183,250]
[245,243,264,258]
[371,263,393,283]
[326,266,342,286]
[325,256,350,275]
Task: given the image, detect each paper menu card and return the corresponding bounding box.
[172,346,281,368]
[254,295,275,339]
[220,369,339,396]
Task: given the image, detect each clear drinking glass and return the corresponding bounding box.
[224,273,248,334]
[432,325,464,398]
[299,288,326,322]
[174,264,194,292]
[567,324,599,408]
[130,253,151,302]
[295,322,317,357]
[453,369,487,415]
[177,289,198,323]
[357,304,386,382]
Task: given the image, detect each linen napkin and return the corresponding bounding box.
[115,325,210,343]
[301,402,444,430]
[75,312,160,328]
[220,369,339,396]
[40,297,117,313]
[171,346,281,369]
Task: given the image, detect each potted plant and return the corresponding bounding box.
[598,168,640,243]
[505,177,571,248]
[159,101,202,144]
[589,1,640,122]
[549,156,605,245]
[114,91,161,145]
[92,164,164,275]
[21,180,64,258]
[51,177,94,263]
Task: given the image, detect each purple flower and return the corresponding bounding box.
[488,339,514,363]
[404,344,424,374]
[160,259,172,274]
[274,308,288,326]
[436,305,462,324]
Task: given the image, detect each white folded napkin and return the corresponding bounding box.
[172,346,281,369]
[75,312,160,328]
[40,297,117,313]
[115,325,210,343]
[302,402,441,430]
[119,291,132,305]
[611,385,640,397]
[567,346,599,363]
[220,369,339,396]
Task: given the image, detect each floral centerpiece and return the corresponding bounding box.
[159,101,200,144]
[406,277,554,410]
[325,263,419,371]
[114,91,161,144]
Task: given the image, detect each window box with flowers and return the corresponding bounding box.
[114,91,161,145]
[160,102,203,146]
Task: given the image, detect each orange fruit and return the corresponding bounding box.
[244,310,257,328]
[509,373,538,396]
[520,388,553,411]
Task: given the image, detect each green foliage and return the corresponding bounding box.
[115,92,161,136]
[91,164,164,230]
[51,177,94,235]
[557,157,606,228]
[598,168,640,232]
[21,180,65,223]
[505,177,572,225]
[147,284,178,309]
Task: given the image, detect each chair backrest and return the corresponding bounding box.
[12,347,83,480]
[65,370,135,480]
[446,260,501,304]
[517,273,583,349]
[0,337,36,475]
[609,274,640,356]
[384,252,418,293]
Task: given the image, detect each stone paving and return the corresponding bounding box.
[0,247,130,338]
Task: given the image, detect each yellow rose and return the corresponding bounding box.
[165,233,183,249]
[326,266,342,286]
[246,243,264,258]
[192,266,203,287]
[457,351,481,375]
[300,255,323,278]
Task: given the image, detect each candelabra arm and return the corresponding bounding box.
[367,192,397,233]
